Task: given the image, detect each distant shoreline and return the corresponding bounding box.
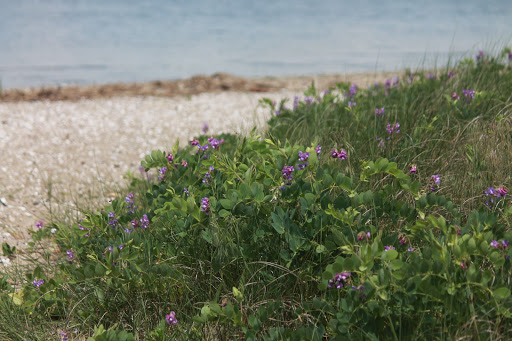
[0,71,401,103]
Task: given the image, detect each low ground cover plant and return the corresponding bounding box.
[1,49,512,340]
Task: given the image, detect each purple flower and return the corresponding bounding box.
[451,92,460,100]
[330,149,347,160]
[181,159,188,167]
[208,137,223,150]
[476,50,484,62]
[327,271,351,289]
[293,96,300,110]
[386,123,400,138]
[140,214,150,229]
[502,240,509,248]
[462,89,475,104]
[375,107,385,116]
[35,220,44,229]
[282,166,294,181]
[432,174,441,185]
[376,137,385,149]
[60,332,68,341]
[296,162,309,170]
[165,311,178,325]
[158,167,168,180]
[349,83,357,98]
[384,246,395,251]
[184,188,189,196]
[126,193,136,214]
[201,197,210,214]
[298,151,310,162]
[497,186,508,198]
[166,153,174,163]
[33,278,44,288]
[491,240,499,248]
[392,77,399,87]
[66,249,75,260]
[407,247,415,252]
[108,212,116,219]
[315,145,321,154]
[203,165,215,184]
[304,96,315,105]
[202,123,209,134]
[409,165,417,173]
[447,71,456,79]
[427,73,435,79]
[119,245,124,250]
[124,228,133,234]
[131,219,139,229]
[190,139,200,146]
[348,101,356,108]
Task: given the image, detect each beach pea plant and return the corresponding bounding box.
[1,49,512,340]
[2,130,512,339]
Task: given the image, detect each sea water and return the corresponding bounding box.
[0,0,511,88]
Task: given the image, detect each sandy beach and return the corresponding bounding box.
[0,71,398,252]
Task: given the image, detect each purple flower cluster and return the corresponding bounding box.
[126,193,136,214]
[384,245,396,251]
[427,73,436,80]
[451,92,460,100]
[462,89,475,104]
[484,186,508,206]
[293,96,300,110]
[201,197,210,214]
[315,145,321,154]
[158,167,168,180]
[35,220,44,229]
[330,149,347,160]
[190,137,224,154]
[66,249,75,260]
[181,159,188,167]
[108,212,118,228]
[140,214,150,229]
[165,311,178,325]
[304,96,315,105]
[476,50,484,62]
[203,166,215,184]
[491,240,509,249]
[328,271,351,289]
[375,107,385,116]
[348,83,357,98]
[386,122,400,136]
[432,174,441,185]
[297,151,310,170]
[166,153,174,163]
[398,234,408,246]
[282,165,294,181]
[409,164,417,173]
[348,101,356,108]
[184,188,189,197]
[33,278,44,292]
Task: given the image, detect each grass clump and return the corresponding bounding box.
[1,48,512,340]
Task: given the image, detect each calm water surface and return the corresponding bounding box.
[1,0,511,88]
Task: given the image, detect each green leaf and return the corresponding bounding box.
[494,287,511,300]
[218,209,231,217]
[382,249,398,261]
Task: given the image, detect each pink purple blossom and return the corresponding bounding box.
[165,311,178,325]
